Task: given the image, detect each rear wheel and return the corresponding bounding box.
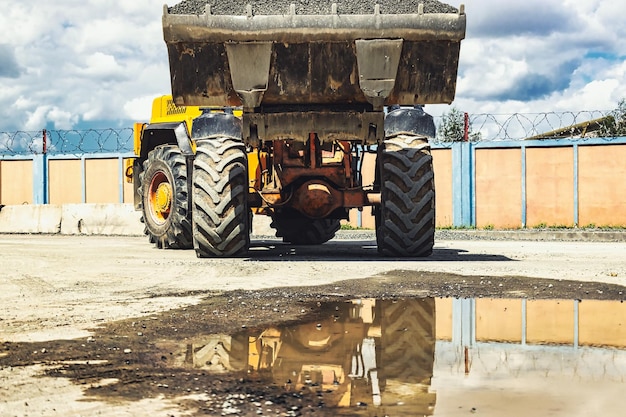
[375,135,435,257]
[139,145,192,249]
[192,137,250,257]
[271,210,340,245]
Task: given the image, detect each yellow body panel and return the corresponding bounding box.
[150,95,202,131]
[130,95,249,183]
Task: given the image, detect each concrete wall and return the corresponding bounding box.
[472,141,626,229]
[475,148,523,229]
[432,149,453,227]
[0,160,33,204]
[473,298,626,348]
[578,144,626,227]
[526,147,575,227]
[345,138,626,229]
[0,154,134,206]
[1,138,626,229]
[49,159,82,204]
[0,203,143,235]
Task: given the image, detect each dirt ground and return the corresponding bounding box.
[1,233,626,416]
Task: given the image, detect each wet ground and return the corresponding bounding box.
[2,270,626,416]
[1,234,626,416]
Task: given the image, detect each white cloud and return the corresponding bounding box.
[62,52,123,80]
[452,0,626,116]
[124,95,157,122]
[0,0,166,131]
[0,0,625,133]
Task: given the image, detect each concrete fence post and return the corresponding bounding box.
[32,130,48,204]
[452,141,475,228]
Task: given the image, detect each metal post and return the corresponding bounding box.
[43,130,48,204]
[452,298,475,347]
[32,129,48,204]
[573,143,579,226]
[521,145,527,228]
[453,141,474,228]
[81,156,87,203]
[118,156,125,203]
[463,112,469,142]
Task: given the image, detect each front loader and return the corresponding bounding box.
[130,2,466,258]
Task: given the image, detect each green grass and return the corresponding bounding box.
[436,225,477,230]
[339,223,371,230]
[580,224,626,230]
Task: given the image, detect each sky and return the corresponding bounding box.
[0,0,625,133]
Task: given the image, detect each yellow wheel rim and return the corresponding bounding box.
[148,171,172,224]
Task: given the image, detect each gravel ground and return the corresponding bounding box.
[168,0,459,15]
[323,228,626,242]
[2,234,626,416]
[3,275,626,417]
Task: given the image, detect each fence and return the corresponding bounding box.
[0,129,134,205]
[436,106,625,142]
[435,137,626,228]
[1,111,626,229]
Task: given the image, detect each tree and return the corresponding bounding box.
[437,107,464,142]
[599,98,626,137]
[437,107,482,142]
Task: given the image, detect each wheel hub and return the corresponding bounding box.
[155,183,172,213]
[292,180,339,219]
[148,171,173,224]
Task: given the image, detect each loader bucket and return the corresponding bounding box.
[162,4,466,111]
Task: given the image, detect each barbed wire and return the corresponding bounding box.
[0,128,133,156]
[1,108,625,156]
[48,128,134,154]
[434,108,626,142]
[0,131,45,155]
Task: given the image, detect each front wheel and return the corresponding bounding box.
[375,135,435,257]
[192,137,250,258]
[139,145,193,249]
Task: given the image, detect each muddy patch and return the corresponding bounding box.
[2,272,626,416]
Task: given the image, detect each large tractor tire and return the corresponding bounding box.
[271,211,341,245]
[139,145,193,249]
[376,298,437,415]
[192,137,250,257]
[375,135,435,257]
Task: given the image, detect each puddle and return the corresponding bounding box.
[162,298,626,416]
[4,295,625,416]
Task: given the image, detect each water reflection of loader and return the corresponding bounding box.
[185,298,436,416]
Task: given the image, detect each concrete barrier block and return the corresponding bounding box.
[0,204,62,234]
[60,203,143,236]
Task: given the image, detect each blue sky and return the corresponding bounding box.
[0,0,625,132]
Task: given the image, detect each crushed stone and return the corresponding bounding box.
[168,0,459,15]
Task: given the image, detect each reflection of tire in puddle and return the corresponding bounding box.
[183,298,437,415]
[377,298,437,415]
[183,333,248,373]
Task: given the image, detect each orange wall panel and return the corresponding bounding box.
[476,298,522,343]
[526,300,574,345]
[48,159,82,204]
[435,297,453,341]
[578,144,626,227]
[579,300,626,348]
[526,147,574,227]
[85,159,120,203]
[0,160,33,204]
[475,148,522,228]
[432,148,453,227]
